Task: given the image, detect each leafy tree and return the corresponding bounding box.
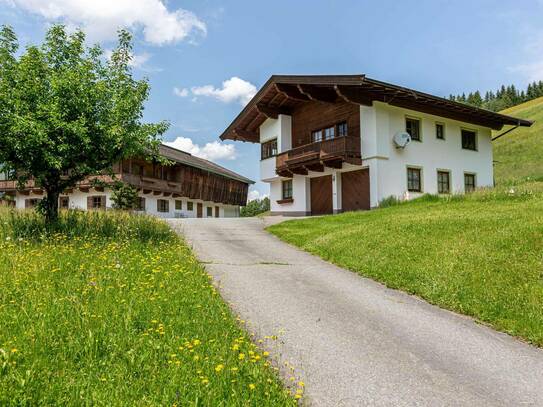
[240,197,270,217]
[110,181,140,210]
[0,25,168,222]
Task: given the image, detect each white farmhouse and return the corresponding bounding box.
[219,75,532,215]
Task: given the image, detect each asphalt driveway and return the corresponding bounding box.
[168,217,543,406]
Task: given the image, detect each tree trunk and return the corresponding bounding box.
[43,188,60,224]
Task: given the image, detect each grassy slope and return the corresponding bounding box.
[268,187,543,347]
[0,211,296,406]
[493,96,543,183]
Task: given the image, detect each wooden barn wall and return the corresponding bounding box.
[121,159,248,206]
[291,101,360,147]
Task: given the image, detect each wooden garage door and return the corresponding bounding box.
[197,202,203,218]
[341,169,370,212]
[310,175,333,215]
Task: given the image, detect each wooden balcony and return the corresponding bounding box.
[276,136,361,177]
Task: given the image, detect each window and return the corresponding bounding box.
[175,200,182,210]
[407,167,422,192]
[187,201,194,211]
[88,195,105,210]
[157,199,169,213]
[132,163,144,176]
[464,173,476,192]
[215,206,219,218]
[25,198,41,209]
[406,117,421,141]
[337,122,348,137]
[206,207,213,217]
[59,196,69,209]
[282,179,293,200]
[437,171,450,194]
[136,197,146,211]
[461,130,477,150]
[323,126,335,140]
[311,130,322,143]
[436,123,445,140]
[261,139,278,160]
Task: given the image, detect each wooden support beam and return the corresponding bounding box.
[274,83,310,101]
[172,193,181,198]
[163,192,172,197]
[305,163,325,172]
[94,186,104,192]
[79,186,89,193]
[256,103,291,119]
[290,166,308,175]
[19,190,30,196]
[153,191,161,196]
[334,85,374,106]
[32,189,43,195]
[297,84,338,103]
[322,159,343,169]
[233,128,258,141]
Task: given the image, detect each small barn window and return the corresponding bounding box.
[406,117,421,141]
[407,167,422,192]
[282,180,293,199]
[175,200,182,210]
[157,199,169,213]
[464,173,476,192]
[437,171,450,194]
[187,201,194,211]
[436,123,445,140]
[461,130,477,150]
[206,206,212,217]
[59,196,69,209]
[261,139,278,160]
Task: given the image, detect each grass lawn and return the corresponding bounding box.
[0,210,296,406]
[493,96,543,184]
[268,183,543,347]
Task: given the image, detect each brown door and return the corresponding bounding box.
[310,175,333,215]
[215,206,219,218]
[197,203,203,218]
[341,169,370,212]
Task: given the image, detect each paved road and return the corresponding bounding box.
[168,217,543,407]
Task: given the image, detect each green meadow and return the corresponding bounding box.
[0,210,296,406]
[269,183,543,347]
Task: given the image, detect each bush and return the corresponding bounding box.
[241,197,270,217]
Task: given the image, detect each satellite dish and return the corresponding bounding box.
[393,131,411,149]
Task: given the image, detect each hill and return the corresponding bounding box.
[493,96,543,184]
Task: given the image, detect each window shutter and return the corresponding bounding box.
[87,196,93,210]
[100,196,106,209]
[25,199,31,208]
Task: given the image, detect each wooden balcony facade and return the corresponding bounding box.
[0,161,249,207]
[276,136,361,177]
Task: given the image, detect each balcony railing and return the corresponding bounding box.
[275,136,361,174]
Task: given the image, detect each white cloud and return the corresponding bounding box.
[510,60,543,83]
[173,87,189,97]
[248,189,268,202]
[9,0,206,45]
[190,77,257,105]
[165,136,237,161]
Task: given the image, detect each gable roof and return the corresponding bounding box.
[219,74,534,143]
[159,144,254,184]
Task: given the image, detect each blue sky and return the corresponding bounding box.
[2,0,543,199]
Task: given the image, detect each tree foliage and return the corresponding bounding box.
[0,25,168,222]
[110,182,140,210]
[449,81,543,112]
[240,197,270,217]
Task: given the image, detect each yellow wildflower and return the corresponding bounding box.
[249,383,256,390]
[214,364,224,373]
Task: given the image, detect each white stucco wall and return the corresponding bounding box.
[260,115,292,182]
[361,102,493,207]
[14,188,241,218]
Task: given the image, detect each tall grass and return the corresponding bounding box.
[0,209,174,243]
[0,210,296,405]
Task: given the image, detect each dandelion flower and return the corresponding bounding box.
[238,353,245,360]
[215,364,224,373]
[249,383,256,390]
